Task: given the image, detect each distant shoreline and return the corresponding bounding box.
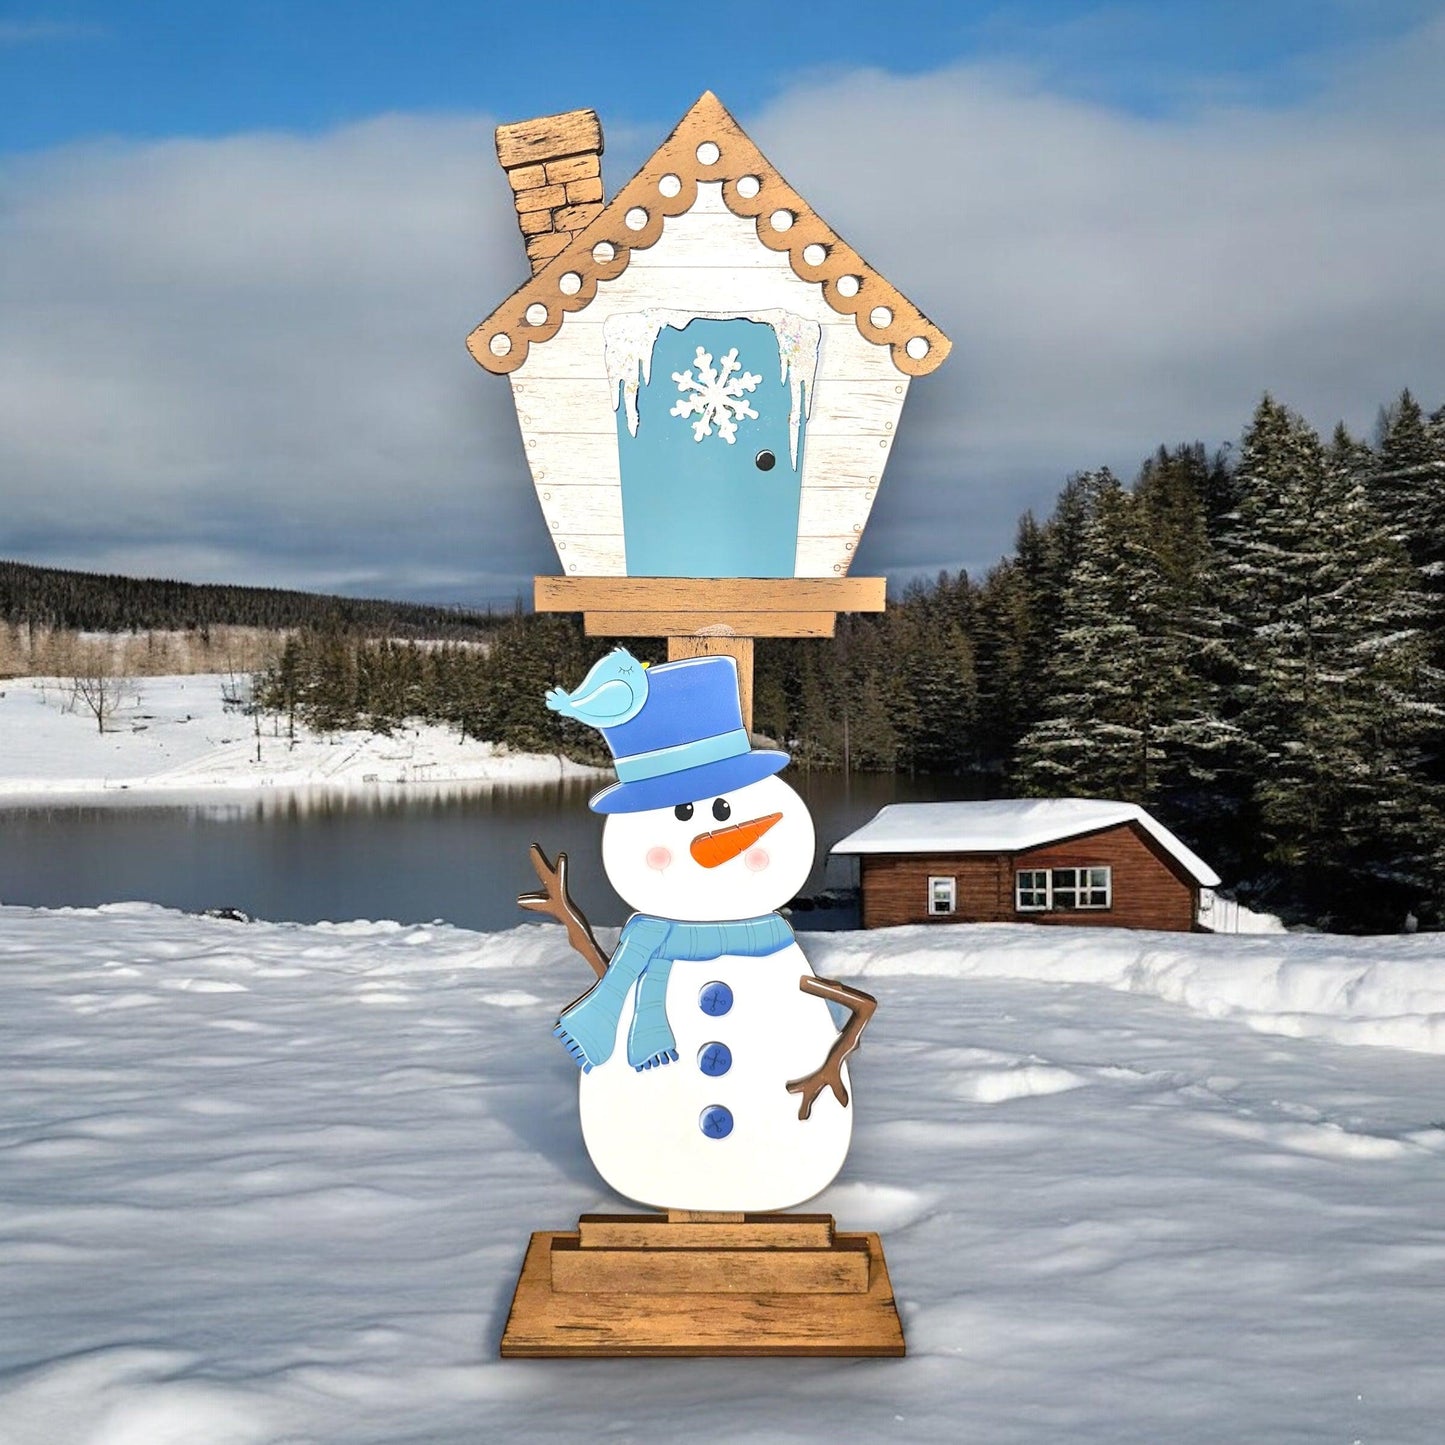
[0,672,605,802]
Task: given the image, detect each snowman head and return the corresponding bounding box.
[602,772,815,921]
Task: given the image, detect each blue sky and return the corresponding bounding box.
[3,2,1445,603]
[3,2,1437,148]
[3,1,1438,147]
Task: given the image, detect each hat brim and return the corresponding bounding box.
[589,747,790,814]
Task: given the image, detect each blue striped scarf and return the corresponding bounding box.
[553,912,794,1072]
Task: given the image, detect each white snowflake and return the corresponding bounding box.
[669,346,762,444]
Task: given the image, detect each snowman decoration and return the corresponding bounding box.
[524,648,876,1213]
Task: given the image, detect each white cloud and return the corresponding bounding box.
[1,116,548,601]
[3,21,1445,602]
[748,41,1445,575]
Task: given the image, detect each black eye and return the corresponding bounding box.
[712,798,731,821]
[674,802,694,821]
[754,450,776,471]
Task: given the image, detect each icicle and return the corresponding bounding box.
[603,311,670,438]
[603,308,820,464]
[762,311,820,468]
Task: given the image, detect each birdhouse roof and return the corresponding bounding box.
[468,91,951,380]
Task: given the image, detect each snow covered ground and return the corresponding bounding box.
[1,907,1441,1443]
[0,675,601,796]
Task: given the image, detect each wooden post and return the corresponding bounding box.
[534,576,887,739]
[667,635,754,730]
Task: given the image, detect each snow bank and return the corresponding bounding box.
[808,922,1445,1054]
[1,902,1441,1443]
[0,674,603,797]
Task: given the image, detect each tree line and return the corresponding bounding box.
[749,387,1444,931]
[0,559,499,640]
[241,386,1445,929]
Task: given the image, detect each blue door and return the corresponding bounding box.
[615,317,807,578]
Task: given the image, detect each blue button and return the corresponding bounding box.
[699,1105,734,1139]
[698,1042,732,1077]
[699,981,733,1016]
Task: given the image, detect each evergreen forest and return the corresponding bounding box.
[247,388,1445,932]
[8,388,1441,931]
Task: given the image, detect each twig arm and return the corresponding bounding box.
[517,843,609,979]
[785,976,877,1120]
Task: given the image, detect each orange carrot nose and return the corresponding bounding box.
[690,812,783,869]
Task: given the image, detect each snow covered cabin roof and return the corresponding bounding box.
[467,91,951,381]
[831,799,1221,887]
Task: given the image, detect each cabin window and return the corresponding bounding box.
[1014,867,1112,912]
[1015,870,1051,910]
[928,876,956,915]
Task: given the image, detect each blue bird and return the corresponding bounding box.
[546,647,650,728]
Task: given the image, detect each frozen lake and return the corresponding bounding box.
[0,771,979,931]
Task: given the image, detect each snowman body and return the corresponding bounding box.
[563,770,852,1213]
[578,941,850,1212]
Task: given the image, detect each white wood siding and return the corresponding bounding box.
[511,183,909,577]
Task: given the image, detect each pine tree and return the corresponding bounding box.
[1132,444,1248,843]
[1017,471,1174,799]
[1365,391,1445,788]
[1222,396,1440,924]
[891,575,976,775]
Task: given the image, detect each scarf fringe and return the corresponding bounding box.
[552,1023,596,1073]
[636,1048,678,1071]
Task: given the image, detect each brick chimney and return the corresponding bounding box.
[495,107,604,273]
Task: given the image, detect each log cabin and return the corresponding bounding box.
[831,799,1221,933]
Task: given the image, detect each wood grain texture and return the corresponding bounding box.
[536,576,886,611]
[505,162,547,192]
[856,821,1200,931]
[498,1219,906,1357]
[550,1237,870,1294]
[524,232,571,266]
[553,200,604,232]
[525,484,625,543]
[566,176,604,204]
[796,488,874,538]
[495,108,603,170]
[793,536,861,576]
[668,634,753,728]
[542,534,626,576]
[471,91,948,381]
[584,610,836,638]
[509,371,908,435]
[577,1213,835,1249]
[513,182,567,215]
[545,153,601,185]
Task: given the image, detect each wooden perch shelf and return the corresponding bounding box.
[534,576,886,636]
[533,575,888,730]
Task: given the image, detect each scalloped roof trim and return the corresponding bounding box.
[467,90,951,381]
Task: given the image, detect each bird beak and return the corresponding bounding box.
[690,812,783,869]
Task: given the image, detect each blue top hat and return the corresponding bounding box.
[585,654,789,814]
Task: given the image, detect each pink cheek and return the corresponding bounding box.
[645,846,673,872]
[744,847,771,872]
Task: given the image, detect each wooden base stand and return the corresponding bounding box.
[499,1212,905,1357]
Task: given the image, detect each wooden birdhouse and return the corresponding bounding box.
[468,93,950,717]
[477,94,944,1358]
